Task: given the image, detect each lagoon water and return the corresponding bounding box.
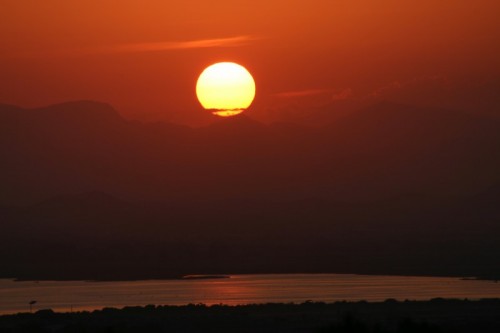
[1,274,500,314]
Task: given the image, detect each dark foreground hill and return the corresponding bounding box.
[2,299,500,333]
[1,187,500,280]
[1,101,499,280]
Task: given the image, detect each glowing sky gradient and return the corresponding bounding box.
[1,0,499,125]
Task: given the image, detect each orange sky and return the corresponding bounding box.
[1,0,499,125]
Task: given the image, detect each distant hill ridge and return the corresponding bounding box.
[0,99,499,205]
[0,100,122,124]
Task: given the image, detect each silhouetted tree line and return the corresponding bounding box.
[1,299,500,333]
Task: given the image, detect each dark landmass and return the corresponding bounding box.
[2,299,500,333]
[1,186,499,281]
[0,101,499,281]
[181,275,230,280]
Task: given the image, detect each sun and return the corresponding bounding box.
[196,62,256,117]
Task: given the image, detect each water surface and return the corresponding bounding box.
[1,274,500,314]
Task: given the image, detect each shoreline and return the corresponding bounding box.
[3,298,500,316]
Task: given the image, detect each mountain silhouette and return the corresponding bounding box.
[1,100,499,203]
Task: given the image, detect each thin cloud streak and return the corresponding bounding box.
[275,88,353,101]
[274,88,335,98]
[100,35,258,54]
[11,35,259,58]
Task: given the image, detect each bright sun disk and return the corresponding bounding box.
[196,62,256,117]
